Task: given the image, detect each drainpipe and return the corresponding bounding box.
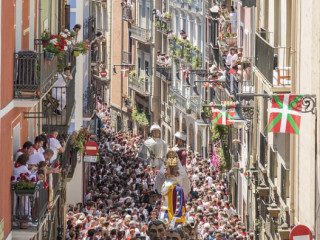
[289,0,297,228]
[107,0,112,106]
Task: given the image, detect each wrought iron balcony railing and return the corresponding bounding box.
[42,70,76,134]
[156,64,172,82]
[130,25,151,44]
[255,33,291,88]
[14,51,58,99]
[155,18,172,35]
[12,183,49,230]
[129,76,150,96]
[84,17,96,42]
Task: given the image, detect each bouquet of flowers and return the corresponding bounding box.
[73,127,91,152]
[11,173,36,190]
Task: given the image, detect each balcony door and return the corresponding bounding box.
[146,7,150,30]
[15,0,22,51]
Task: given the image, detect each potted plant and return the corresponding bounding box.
[73,127,91,152]
[74,41,90,56]
[164,13,172,21]
[41,29,51,44]
[138,76,144,83]
[12,173,37,195]
[155,21,161,29]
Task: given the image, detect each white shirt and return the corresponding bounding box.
[54,74,67,88]
[48,138,62,163]
[231,54,238,68]
[226,53,232,67]
[28,153,45,165]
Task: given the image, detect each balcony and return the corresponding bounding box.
[130,25,151,44]
[84,16,96,42]
[156,64,171,82]
[122,6,133,21]
[83,87,97,118]
[12,183,49,231]
[169,88,187,112]
[14,51,58,99]
[42,67,76,134]
[122,51,132,64]
[155,18,172,35]
[129,76,150,96]
[255,33,291,89]
[169,38,203,69]
[186,0,203,13]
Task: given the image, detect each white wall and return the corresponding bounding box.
[66,153,84,204]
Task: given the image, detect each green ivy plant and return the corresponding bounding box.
[132,108,149,127]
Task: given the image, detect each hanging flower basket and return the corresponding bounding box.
[15,188,36,196]
[74,50,80,57]
[226,37,237,46]
[45,51,55,61]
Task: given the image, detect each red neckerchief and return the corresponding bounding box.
[17,149,25,153]
[14,162,23,168]
[48,135,55,139]
[33,145,39,151]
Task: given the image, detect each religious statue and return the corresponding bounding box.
[154,150,191,226]
[138,124,167,169]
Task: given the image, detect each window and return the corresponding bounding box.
[145,61,149,76]
[281,164,289,201]
[183,19,187,33]
[197,25,202,50]
[13,124,21,157]
[269,147,278,182]
[138,57,141,76]
[190,22,194,44]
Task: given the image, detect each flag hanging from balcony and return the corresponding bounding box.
[267,94,303,134]
[211,104,235,125]
[183,68,190,80]
[121,68,130,78]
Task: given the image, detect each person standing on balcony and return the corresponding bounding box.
[14,141,34,161]
[32,135,45,154]
[52,67,73,115]
[72,24,82,42]
[48,129,65,163]
[230,6,237,35]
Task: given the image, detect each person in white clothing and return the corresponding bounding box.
[229,6,237,34]
[52,67,73,115]
[48,129,65,163]
[32,136,45,154]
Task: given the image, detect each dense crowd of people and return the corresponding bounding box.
[63,102,253,240]
[11,98,253,239]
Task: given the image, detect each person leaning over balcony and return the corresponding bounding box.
[15,141,34,161]
[48,129,65,163]
[32,135,45,154]
[13,154,31,180]
[27,149,54,172]
[52,67,73,116]
[72,24,81,42]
